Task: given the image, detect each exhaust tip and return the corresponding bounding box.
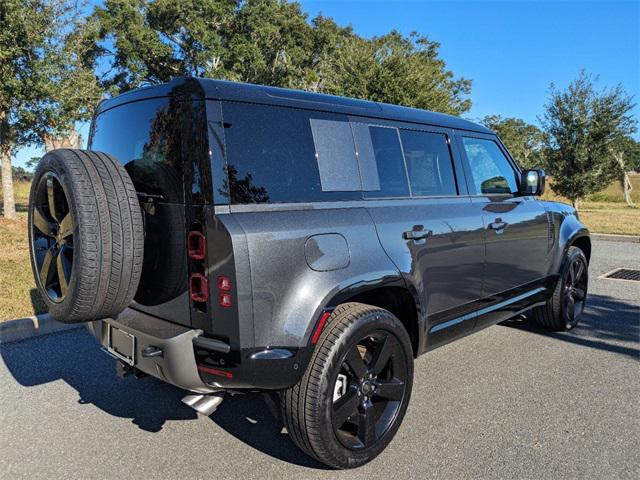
[182,393,224,416]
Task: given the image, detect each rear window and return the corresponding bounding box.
[400,130,457,196]
[89,98,183,203]
[222,102,361,204]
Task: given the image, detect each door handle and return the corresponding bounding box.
[403,226,432,241]
[488,219,508,232]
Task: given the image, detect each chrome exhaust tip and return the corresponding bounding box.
[182,393,224,416]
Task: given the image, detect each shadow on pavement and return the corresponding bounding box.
[502,294,640,359]
[0,328,326,469]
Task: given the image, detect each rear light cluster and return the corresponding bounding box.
[188,225,208,308]
[187,224,234,309]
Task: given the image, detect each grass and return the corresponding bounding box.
[0,177,638,321]
[0,181,47,320]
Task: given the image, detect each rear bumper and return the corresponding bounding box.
[87,308,312,392]
[87,308,217,394]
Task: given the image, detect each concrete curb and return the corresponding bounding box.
[591,233,640,243]
[0,314,83,345]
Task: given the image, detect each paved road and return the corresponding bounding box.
[1,240,638,479]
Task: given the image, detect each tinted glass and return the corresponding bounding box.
[222,102,361,204]
[362,126,410,198]
[462,137,518,194]
[400,130,457,196]
[90,98,183,203]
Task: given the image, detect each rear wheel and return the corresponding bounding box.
[533,246,588,331]
[281,302,414,469]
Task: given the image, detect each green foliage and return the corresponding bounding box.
[481,115,543,169]
[613,136,640,173]
[91,0,472,115]
[540,71,637,204]
[0,0,101,154]
[11,165,31,180]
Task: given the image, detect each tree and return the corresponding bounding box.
[91,0,471,114]
[481,115,543,169]
[540,72,637,207]
[611,136,640,207]
[0,0,101,219]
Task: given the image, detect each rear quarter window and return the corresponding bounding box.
[89,98,184,203]
[221,102,362,204]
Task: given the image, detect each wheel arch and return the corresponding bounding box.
[320,281,422,358]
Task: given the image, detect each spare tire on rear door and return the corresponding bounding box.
[28,149,144,323]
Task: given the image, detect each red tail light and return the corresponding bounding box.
[217,276,232,291]
[190,273,208,302]
[188,231,207,260]
[219,293,233,308]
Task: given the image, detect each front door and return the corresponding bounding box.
[458,134,550,329]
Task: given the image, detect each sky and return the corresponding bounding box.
[14,0,640,169]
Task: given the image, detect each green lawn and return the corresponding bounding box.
[1,178,639,321]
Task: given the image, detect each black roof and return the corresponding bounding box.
[96,77,492,134]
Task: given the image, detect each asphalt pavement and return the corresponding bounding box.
[1,239,638,479]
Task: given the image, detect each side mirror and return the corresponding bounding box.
[520,169,546,196]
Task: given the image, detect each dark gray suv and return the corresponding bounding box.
[28,78,590,469]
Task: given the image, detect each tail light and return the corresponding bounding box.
[188,231,206,260]
[190,273,208,302]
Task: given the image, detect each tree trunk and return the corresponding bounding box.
[622,171,634,207]
[613,150,634,207]
[1,149,16,219]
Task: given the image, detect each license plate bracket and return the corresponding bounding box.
[107,324,136,366]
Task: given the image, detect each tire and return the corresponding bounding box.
[28,149,144,323]
[281,302,414,469]
[532,246,588,331]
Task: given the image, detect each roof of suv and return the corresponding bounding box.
[96,77,493,134]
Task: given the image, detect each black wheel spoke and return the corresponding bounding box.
[357,402,375,447]
[39,248,55,287]
[47,178,58,222]
[566,294,576,320]
[573,287,586,300]
[374,378,405,401]
[370,335,393,376]
[57,249,69,296]
[33,207,54,236]
[345,345,367,379]
[333,388,359,427]
[58,213,73,239]
[575,261,584,283]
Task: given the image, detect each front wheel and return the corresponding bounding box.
[533,246,588,331]
[281,302,414,469]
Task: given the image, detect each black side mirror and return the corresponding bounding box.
[520,169,546,196]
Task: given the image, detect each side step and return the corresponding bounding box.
[182,393,225,416]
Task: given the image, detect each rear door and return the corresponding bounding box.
[89,97,192,326]
[354,119,485,351]
[456,133,550,328]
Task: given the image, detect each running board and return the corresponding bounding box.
[182,393,224,416]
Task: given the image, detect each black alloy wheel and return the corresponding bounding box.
[281,302,414,469]
[563,253,588,328]
[332,331,409,450]
[31,172,74,302]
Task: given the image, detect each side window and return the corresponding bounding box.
[355,125,410,198]
[462,137,518,194]
[400,130,457,196]
[222,103,361,204]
